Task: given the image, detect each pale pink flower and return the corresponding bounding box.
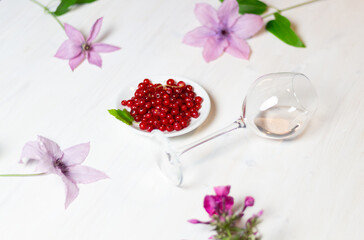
[183,0,263,62]
[55,17,120,71]
[20,136,108,208]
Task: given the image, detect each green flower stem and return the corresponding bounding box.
[29,0,64,29]
[0,173,46,177]
[263,0,321,19]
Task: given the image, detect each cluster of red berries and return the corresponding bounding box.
[121,78,203,132]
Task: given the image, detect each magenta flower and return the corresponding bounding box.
[183,0,263,62]
[244,196,255,207]
[20,136,108,208]
[204,185,234,216]
[55,17,120,71]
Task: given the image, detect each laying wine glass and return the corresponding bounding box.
[155,72,318,186]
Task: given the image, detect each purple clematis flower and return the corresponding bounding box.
[183,0,263,62]
[20,136,108,208]
[55,17,120,71]
[203,185,234,216]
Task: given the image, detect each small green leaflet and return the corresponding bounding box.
[220,0,267,15]
[53,0,98,16]
[266,13,305,48]
[108,109,134,125]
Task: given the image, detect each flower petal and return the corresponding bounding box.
[91,43,120,53]
[38,136,63,160]
[87,17,103,43]
[195,3,219,29]
[64,23,85,44]
[202,36,229,62]
[244,196,255,207]
[62,142,90,166]
[232,14,263,39]
[19,139,58,173]
[87,51,102,67]
[55,40,82,60]
[188,219,211,224]
[183,26,215,47]
[225,34,250,59]
[62,176,79,208]
[224,196,234,212]
[214,185,231,196]
[67,165,108,184]
[218,0,240,28]
[69,52,85,71]
[204,195,217,216]
[19,141,44,163]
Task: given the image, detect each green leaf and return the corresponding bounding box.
[53,0,98,16]
[76,0,98,3]
[122,109,134,123]
[108,109,134,125]
[219,0,267,15]
[53,0,77,16]
[237,0,267,15]
[266,12,306,48]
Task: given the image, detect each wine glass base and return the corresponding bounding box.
[158,150,183,186]
[153,131,183,186]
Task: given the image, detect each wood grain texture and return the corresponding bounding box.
[0,0,363,239]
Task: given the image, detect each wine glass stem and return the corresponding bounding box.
[176,118,246,157]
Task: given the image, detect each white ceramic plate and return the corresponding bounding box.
[116,75,211,137]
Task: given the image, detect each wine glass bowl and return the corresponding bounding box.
[242,73,318,140]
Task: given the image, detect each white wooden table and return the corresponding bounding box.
[0,0,363,239]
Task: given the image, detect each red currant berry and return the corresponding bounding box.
[155,99,162,105]
[186,101,194,108]
[161,106,169,113]
[195,96,203,104]
[177,81,186,87]
[143,79,151,84]
[171,109,179,115]
[191,112,199,118]
[130,109,137,116]
[166,125,174,132]
[138,107,147,115]
[175,88,182,94]
[121,100,127,106]
[167,79,175,85]
[180,120,189,128]
[147,125,154,132]
[173,122,182,131]
[181,105,187,111]
[139,122,147,130]
[160,112,167,118]
[145,102,152,109]
[186,85,193,91]
[134,115,142,122]
[163,99,170,106]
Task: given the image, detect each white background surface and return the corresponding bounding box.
[1,0,363,239]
